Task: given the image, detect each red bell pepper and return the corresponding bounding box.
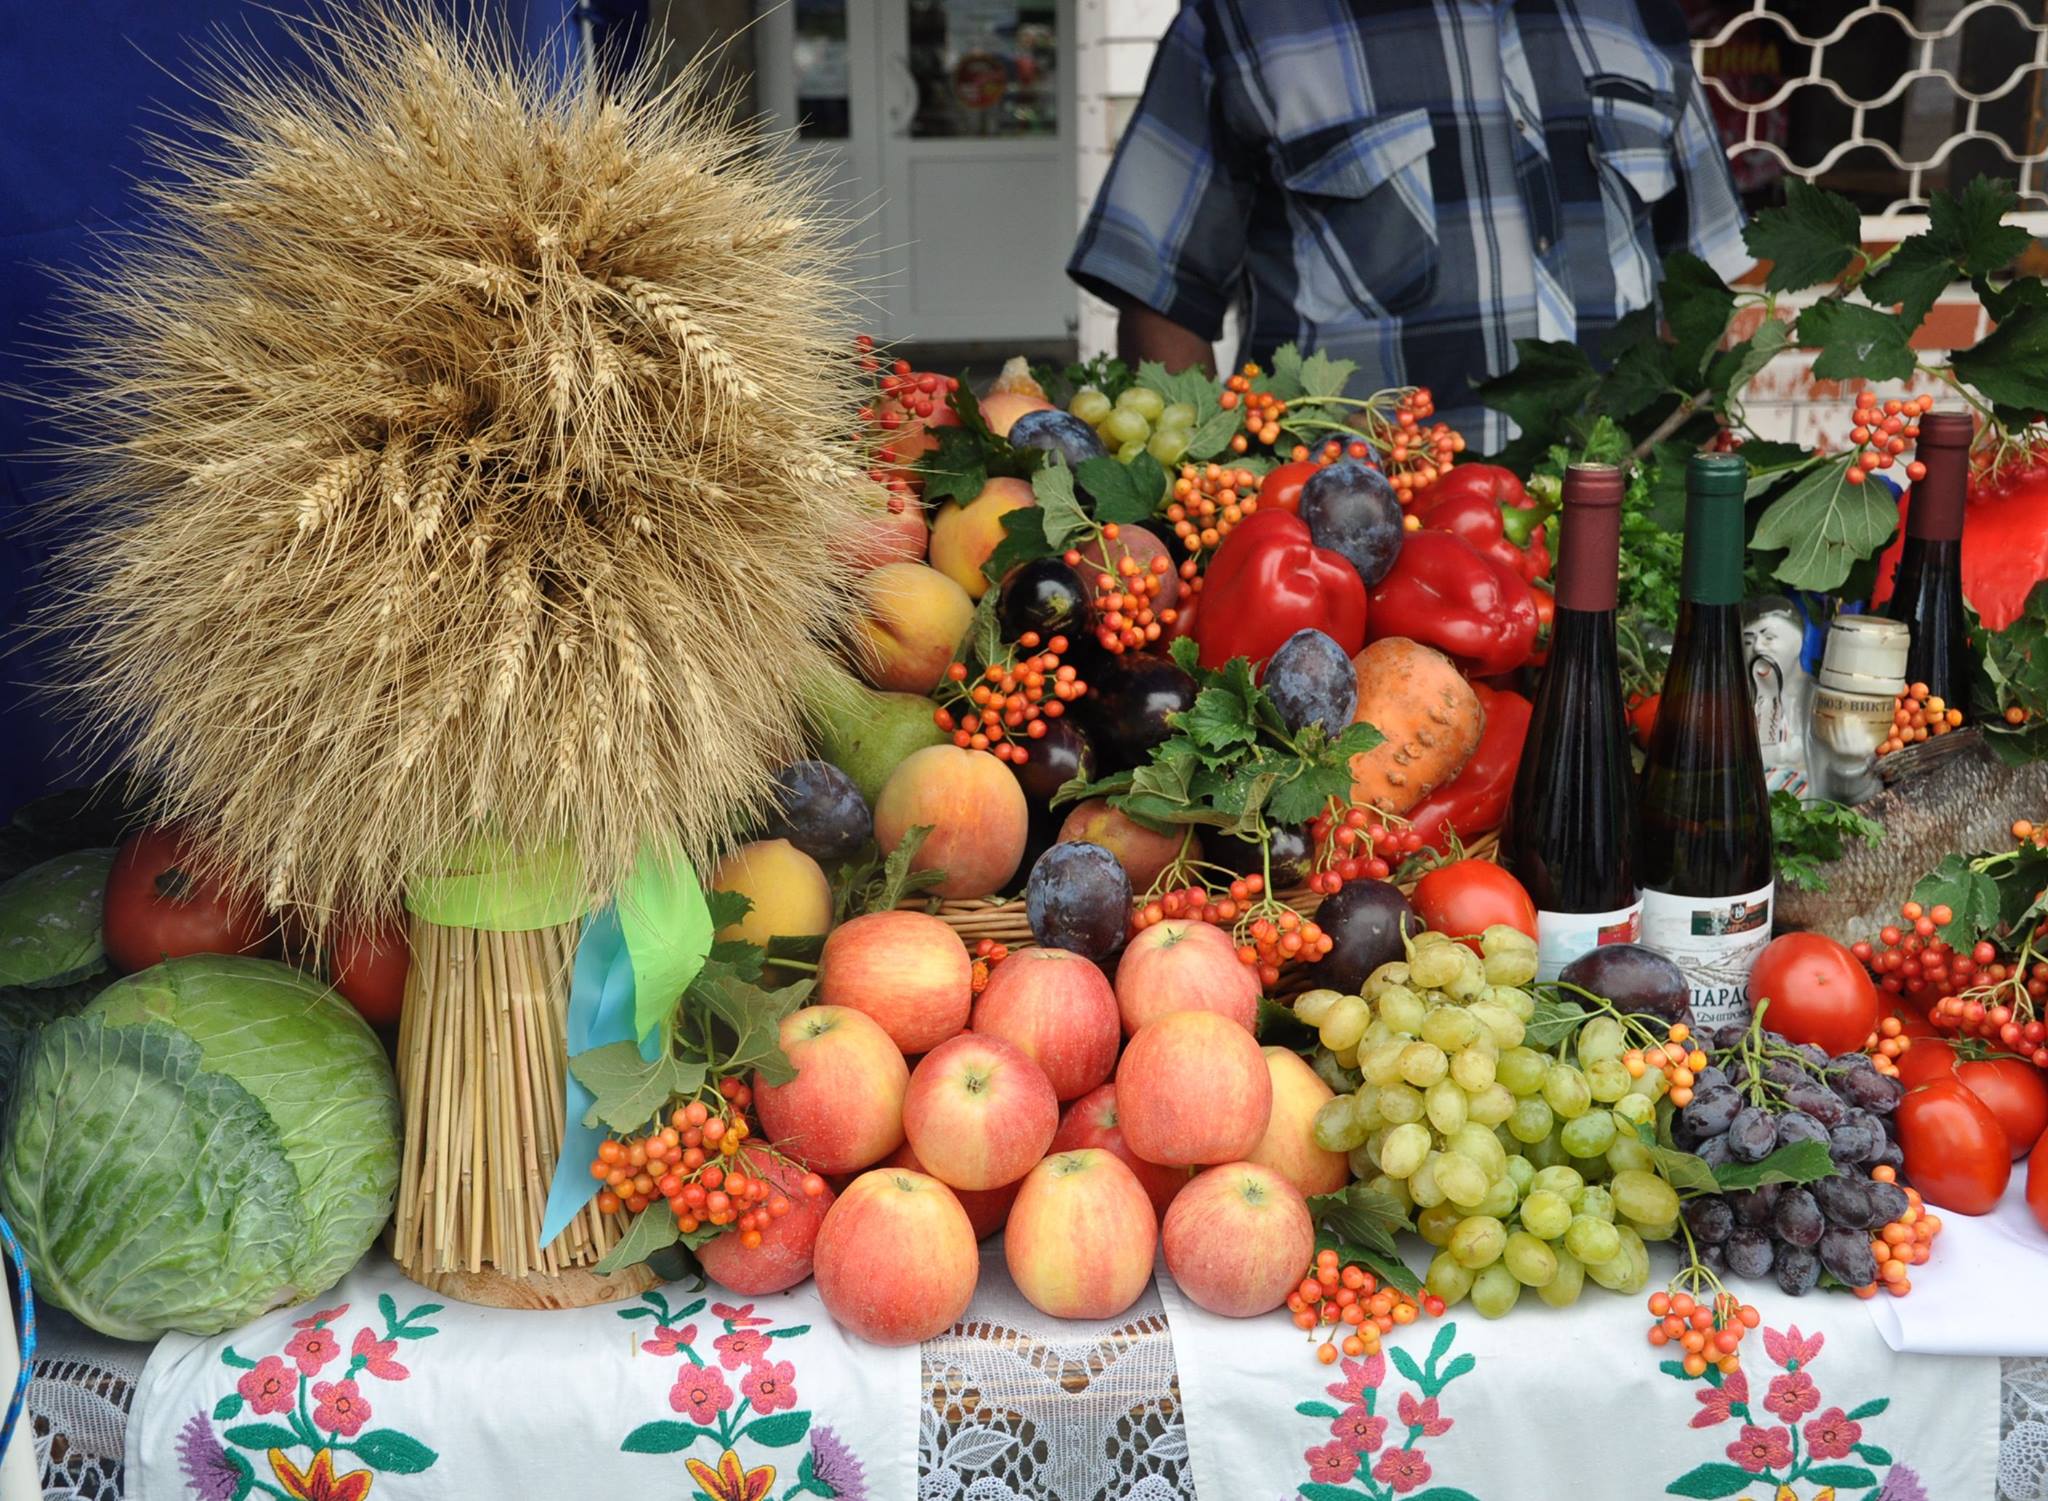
[1412,464,1553,582]
[1192,509,1368,670]
[1366,529,1540,676]
[1406,684,1533,853]
[1871,459,2048,631]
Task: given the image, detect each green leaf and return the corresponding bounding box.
[1308,1182,1412,1256]
[1265,759,1355,827]
[1178,687,1260,755]
[705,888,752,932]
[1846,1397,1890,1420]
[1662,253,1737,377]
[1750,451,1900,592]
[212,1394,245,1421]
[863,823,947,915]
[1854,1443,1894,1465]
[741,1411,812,1447]
[223,1424,300,1450]
[982,504,1055,585]
[1932,176,2033,276]
[1861,232,1959,330]
[918,426,989,508]
[1771,791,1884,893]
[1297,348,1357,400]
[1050,767,1133,810]
[226,1450,253,1501]
[1522,992,1587,1049]
[1951,304,2048,413]
[1474,339,1600,466]
[1405,1489,1485,1501]
[1801,1466,1875,1489]
[350,1429,440,1475]
[1264,343,1307,401]
[1294,1400,1342,1419]
[572,1042,706,1134]
[620,1419,710,1455]
[1798,300,1915,382]
[1710,1138,1835,1191]
[1597,308,1679,420]
[1744,178,1862,292]
[960,585,1003,668]
[1076,453,1163,525]
[1647,1144,1721,1196]
[595,1207,682,1276]
[1717,316,1793,424]
[1184,403,1244,462]
[1911,853,2004,947]
[1664,1461,1763,1498]
[691,961,814,1087]
[1031,462,1093,550]
[1134,360,1221,412]
[1169,636,1200,673]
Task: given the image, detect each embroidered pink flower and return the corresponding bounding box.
[1329,1405,1387,1455]
[1303,1443,1360,1485]
[740,1358,798,1415]
[712,1302,771,1327]
[1803,1406,1864,1461]
[237,1356,296,1416]
[1691,1368,1749,1427]
[642,1323,699,1357]
[1372,1447,1432,1494]
[669,1363,734,1425]
[1326,1352,1386,1406]
[1726,1423,1793,1474]
[310,1377,371,1438]
[1397,1391,1452,1437]
[284,1326,342,1376]
[349,1327,408,1382]
[293,1305,349,1330]
[1762,1324,1823,1371]
[715,1328,773,1369]
[1763,1370,1820,1423]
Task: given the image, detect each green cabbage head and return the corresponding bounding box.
[0,955,399,1338]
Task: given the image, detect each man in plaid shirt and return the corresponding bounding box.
[1067,1,1749,448]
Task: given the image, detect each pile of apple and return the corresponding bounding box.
[707,906,1353,1346]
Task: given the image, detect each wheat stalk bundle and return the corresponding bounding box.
[41,4,876,927]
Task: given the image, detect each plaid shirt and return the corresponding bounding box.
[1068,0,1749,448]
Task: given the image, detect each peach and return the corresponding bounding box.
[930,477,1035,599]
[858,561,975,693]
[710,840,832,950]
[843,500,929,569]
[696,1154,834,1295]
[1052,1083,1192,1219]
[1113,918,1261,1036]
[874,745,1029,900]
[1004,1149,1158,1320]
[814,1167,979,1345]
[1115,1011,1271,1166]
[970,946,1120,1100]
[819,910,972,1055]
[1057,799,1185,895]
[876,423,939,496]
[1162,1162,1315,1317]
[978,390,1055,438]
[752,1006,908,1173]
[882,1139,1019,1240]
[1247,1046,1351,1198]
[902,1032,1058,1190]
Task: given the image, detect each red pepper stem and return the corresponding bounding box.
[1498,498,1555,549]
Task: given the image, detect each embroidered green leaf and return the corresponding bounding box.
[766,1324,812,1339]
[1294,1400,1342,1420]
[615,1306,657,1321]
[221,1345,257,1371]
[1427,1322,1455,1368]
[1297,1485,1365,1501]
[1803,1465,1876,1488]
[1799,300,1915,382]
[351,1429,439,1475]
[1854,1443,1894,1465]
[1387,1344,1425,1386]
[595,1204,681,1276]
[1406,1490,1485,1501]
[620,1420,712,1454]
[1434,1352,1475,1389]
[377,1292,398,1327]
[1750,450,1900,592]
[1710,1138,1835,1191]
[1846,1397,1891,1420]
[1658,1359,1691,1381]
[211,1394,245,1421]
[1744,178,1862,292]
[1664,1460,1764,1498]
[741,1411,812,1447]
[226,1450,253,1501]
[223,1424,300,1450]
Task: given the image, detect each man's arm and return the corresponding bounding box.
[1117,304,1216,376]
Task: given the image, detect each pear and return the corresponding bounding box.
[803,667,950,806]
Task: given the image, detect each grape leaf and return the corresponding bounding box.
[1709,1138,1836,1191]
[1661,252,1737,377]
[1931,175,2033,277]
[1030,462,1093,549]
[1797,300,1915,382]
[1861,232,1959,331]
[1911,852,2004,947]
[1076,452,1165,525]
[1645,1142,1721,1197]
[1308,1182,1413,1256]
[1743,178,1861,292]
[1749,451,1900,592]
[1950,304,2048,414]
[917,426,989,507]
[1522,991,1588,1048]
[1134,360,1221,412]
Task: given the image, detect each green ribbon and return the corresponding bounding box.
[614,843,714,1041]
[404,834,587,931]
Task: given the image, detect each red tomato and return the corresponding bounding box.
[1257,460,1319,515]
[1412,462,1528,510]
[1897,1078,2012,1214]
[1745,932,1880,1057]
[1955,1055,2048,1159]
[2027,1129,2048,1235]
[1626,693,1660,749]
[1527,586,1555,668]
[1410,861,1538,949]
[1893,1037,1957,1089]
[102,824,272,974]
[330,918,411,1027]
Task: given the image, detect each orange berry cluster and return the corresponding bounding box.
[1862,1015,1911,1077]
[1305,806,1426,894]
[1167,462,1263,571]
[1289,1248,1441,1363]
[1240,909,1335,989]
[935,633,1085,765]
[1843,391,1935,485]
[970,938,1010,995]
[1646,1289,1760,1378]
[2017,818,2043,845]
[1373,388,1465,501]
[1624,1021,1708,1106]
[2007,706,2036,728]
[1065,525,1177,654]
[1877,682,1963,756]
[1850,1166,1939,1298]
[1221,365,1286,451]
[1133,881,1255,932]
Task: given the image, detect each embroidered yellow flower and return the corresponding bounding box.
[683,1448,775,1501]
[268,1448,372,1501]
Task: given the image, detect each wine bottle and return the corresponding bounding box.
[1502,463,1640,980]
[1885,409,1974,707]
[1638,452,1773,1030]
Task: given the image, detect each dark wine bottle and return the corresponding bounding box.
[1638,452,1773,1030]
[1502,463,1641,980]
[1885,409,1974,707]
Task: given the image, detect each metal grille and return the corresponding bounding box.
[1691,0,2048,229]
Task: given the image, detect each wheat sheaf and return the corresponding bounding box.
[39,5,878,927]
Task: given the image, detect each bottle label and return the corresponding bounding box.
[1535,901,1645,983]
[1640,882,1775,1031]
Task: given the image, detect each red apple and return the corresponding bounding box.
[813,1167,979,1345]
[1162,1162,1315,1317]
[969,947,1120,1101]
[1247,1046,1351,1198]
[1004,1149,1157,1320]
[695,1154,834,1295]
[819,910,972,1055]
[1052,1084,1191,1219]
[1115,1011,1271,1167]
[902,1032,1059,1190]
[1113,918,1260,1036]
[752,1006,908,1173]
[881,1140,1019,1240]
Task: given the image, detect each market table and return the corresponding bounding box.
[23,1237,2035,1501]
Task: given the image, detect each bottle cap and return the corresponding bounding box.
[1907,410,1972,542]
[1561,463,1625,504]
[1686,452,1748,496]
[1818,615,1910,691]
[1558,465,1624,611]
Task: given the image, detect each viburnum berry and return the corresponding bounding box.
[934,636,1085,766]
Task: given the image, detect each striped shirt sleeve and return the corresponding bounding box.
[1655,68,1751,283]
